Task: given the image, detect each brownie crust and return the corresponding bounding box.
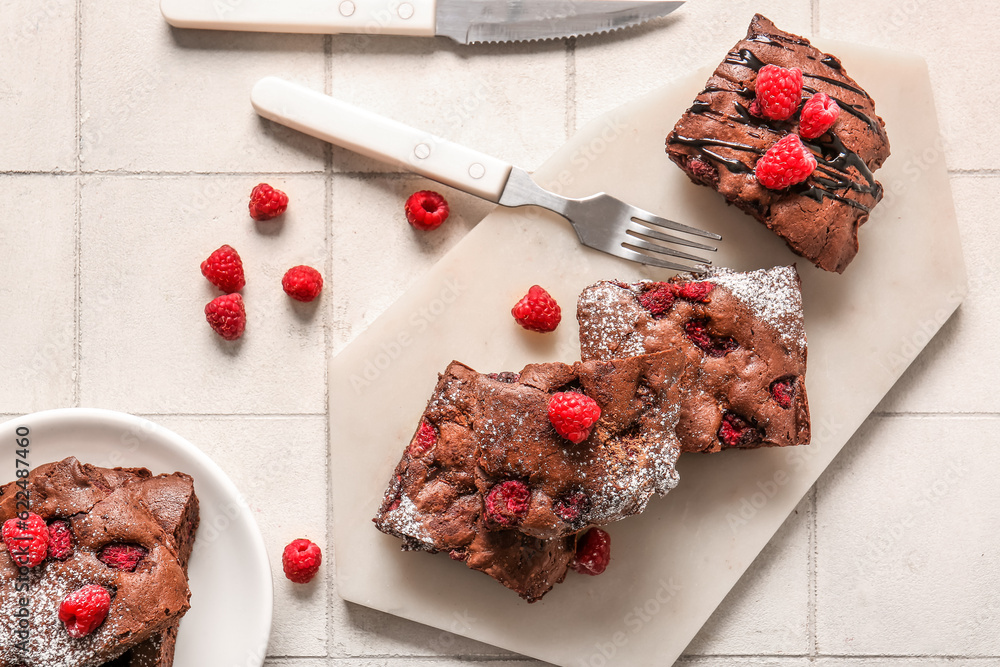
[666,14,890,273]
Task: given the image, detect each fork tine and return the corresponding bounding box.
[614,246,710,273]
[630,209,722,240]
[627,220,718,252]
[623,234,713,264]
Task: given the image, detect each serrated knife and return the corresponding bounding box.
[160,0,684,44]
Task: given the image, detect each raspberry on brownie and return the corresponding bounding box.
[0,458,197,667]
[374,355,685,600]
[666,15,890,273]
[577,266,810,453]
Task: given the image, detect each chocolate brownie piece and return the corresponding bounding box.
[0,458,193,667]
[666,14,890,273]
[578,267,810,453]
[101,471,199,667]
[375,363,576,602]
[374,355,684,600]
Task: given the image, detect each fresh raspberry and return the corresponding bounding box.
[799,93,841,140]
[404,190,450,231]
[718,412,764,448]
[484,480,530,527]
[98,544,148,571]
[200,244,246,293]
[205,293,246,341]
[684,319,738,357]
[408,420,437,457]
[512,285,562,333]
[637,283,675,317]
[755,134,817,190]
[771,377,797,408]
[547,391,602,444]
[282,538,322,584]
[2,512,49,569]
[47,520,74,561]
[675,281,714,303]
[571,528,611,576]
[281,265,323,303]
[753,64,804,121]
[554,491,591,524]
[249,183,288,221]
[59,584,111,638]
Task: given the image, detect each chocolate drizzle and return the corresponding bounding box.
[671,42,886,211]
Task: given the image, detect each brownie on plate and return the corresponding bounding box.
[666,14,890,273]
[578,266,810,453]
[374,355,685,600]
[101,471,200,667]
[0,458,196,667]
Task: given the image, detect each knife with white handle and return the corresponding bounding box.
[250,77,720,271]
[162,0,684,44]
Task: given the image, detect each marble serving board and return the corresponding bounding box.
[328,40,966,666]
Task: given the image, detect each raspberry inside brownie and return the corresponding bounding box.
[666,14,890,273]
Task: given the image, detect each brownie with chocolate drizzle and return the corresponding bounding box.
[577,267,811,453]
[666,14,890,273]
[373,354,685,601]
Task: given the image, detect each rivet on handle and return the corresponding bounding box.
[414,143,431,160]
[339,1,355,17]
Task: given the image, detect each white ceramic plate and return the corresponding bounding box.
[0,408,272,665]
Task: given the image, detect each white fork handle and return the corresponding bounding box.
[161,0,436,36]
[251,77,512,202]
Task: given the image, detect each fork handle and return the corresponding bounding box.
[251,77,512,202]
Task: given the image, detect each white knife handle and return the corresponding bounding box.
[251,77,512,202]
[161,0,436,36]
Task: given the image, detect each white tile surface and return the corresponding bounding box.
[0,0,77,171]
[877,175,997,414]
[330,174,495,354]
[0,176,77,412]
[684,498,810,656]
[327,38,568,173]
[152,415,330,657]
[816,415,1000,655]
[818,0,1000,171]
[79,175,328,414]
[80,0,327,172]
[574,2,812,131]
[3,0,997,663]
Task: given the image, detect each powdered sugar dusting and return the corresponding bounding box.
[0,563,123,667]
[381,495,433,547]
[707,266,806,352]
[577,282,649,360]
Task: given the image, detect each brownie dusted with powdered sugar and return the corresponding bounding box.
[577,267,810,453]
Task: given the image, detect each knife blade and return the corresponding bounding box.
[160,0,683,44]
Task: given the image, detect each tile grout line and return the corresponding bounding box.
[811,0,820,35]
[565,37,577,140]
[73,0,83,408]
[324,31,335,661]
[5,167,1000,178]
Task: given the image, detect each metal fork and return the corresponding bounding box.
[251,77,720,272]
